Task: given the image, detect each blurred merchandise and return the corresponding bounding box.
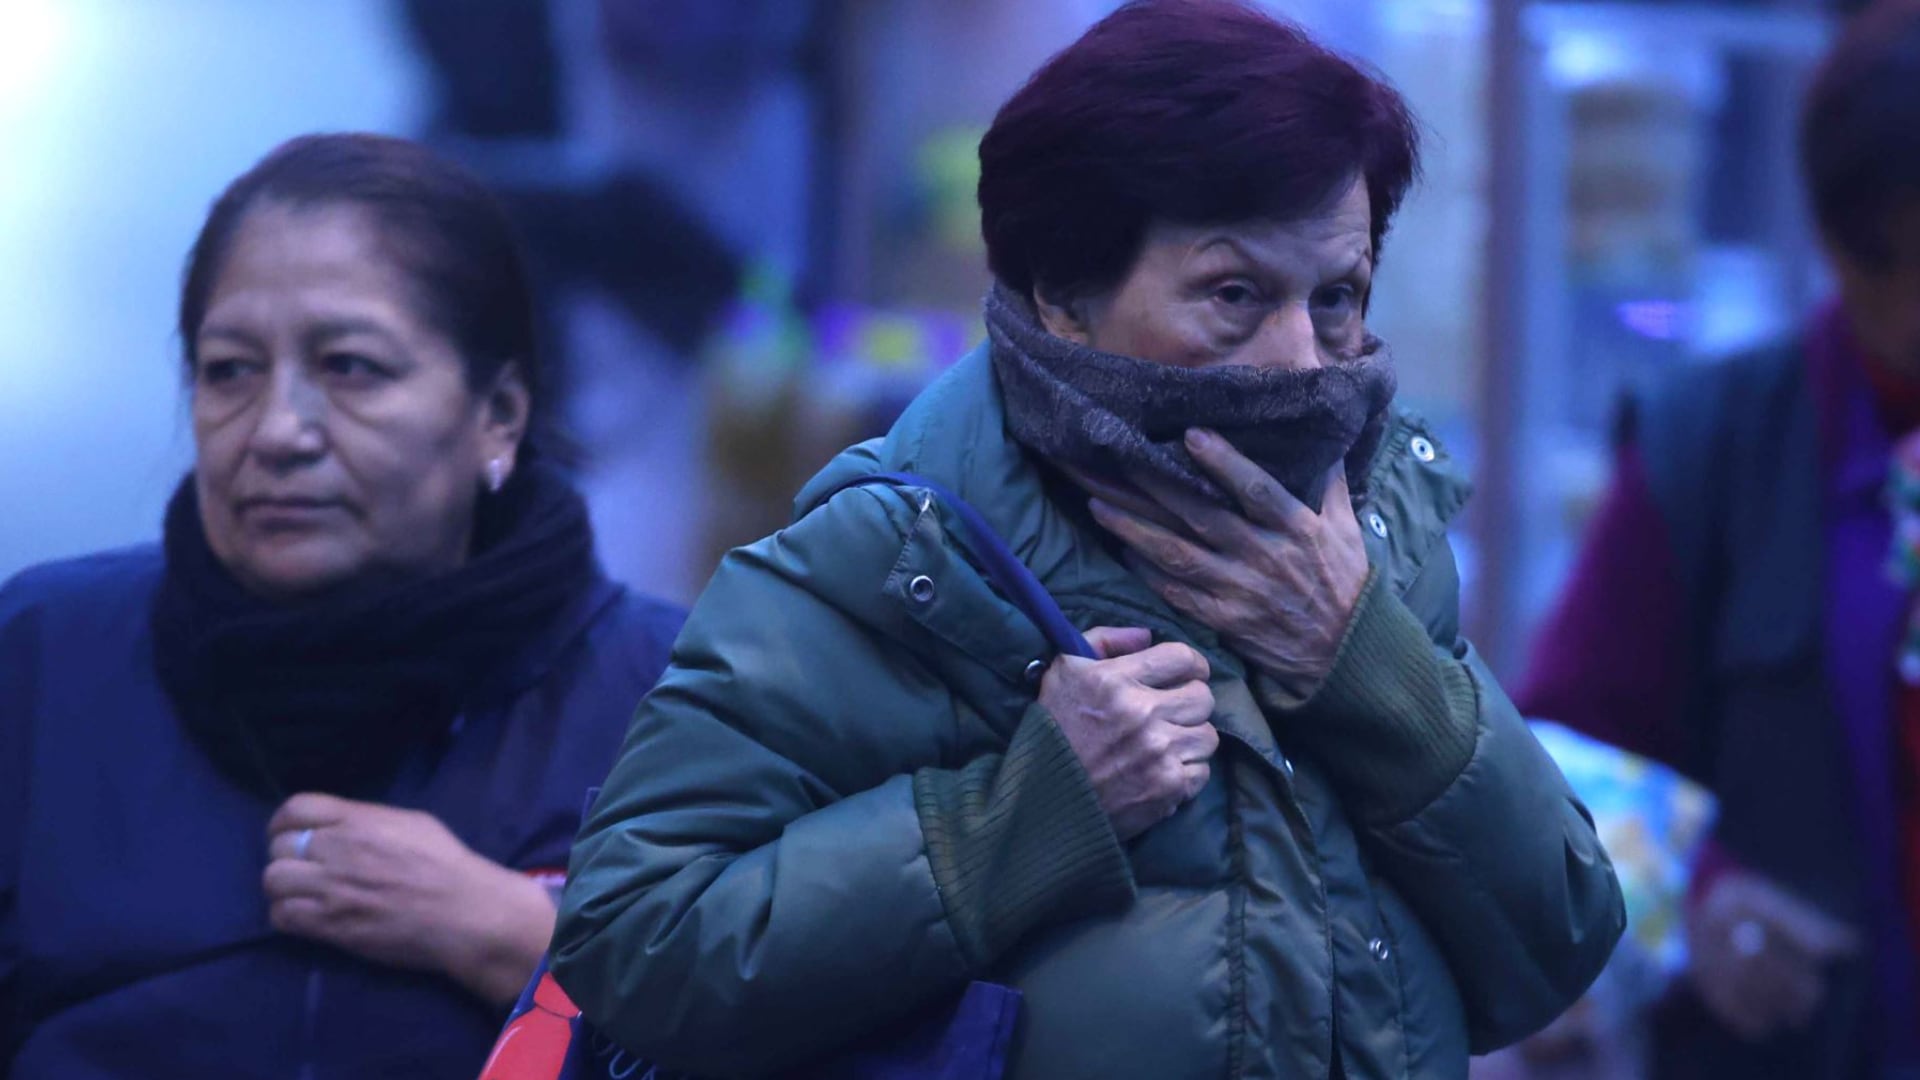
[1487,721,1717,1080]
[701,260,978,570]
[1888,432,1920,685]
[1533,721,1716,979]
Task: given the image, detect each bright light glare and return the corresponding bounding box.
[1545,31,1636,89]
[0,0,65,117]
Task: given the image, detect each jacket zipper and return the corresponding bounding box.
[297,967,322,1080]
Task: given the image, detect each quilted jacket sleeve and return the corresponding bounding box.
[549,488,1131,1078]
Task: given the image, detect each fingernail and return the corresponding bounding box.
[1185,428,1214,451]
[1088,497,1114,519]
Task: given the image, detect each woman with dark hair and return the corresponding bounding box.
[1519,2,1920,1076]
[0,133,683,1078]
[553,3,1623,1077]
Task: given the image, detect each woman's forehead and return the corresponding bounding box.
[1149,177,1369,259]
[199,204,416,332]
[221,202,388,276]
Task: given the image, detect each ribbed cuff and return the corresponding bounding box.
[1264,569,1480,824]
[913,703,1137,971]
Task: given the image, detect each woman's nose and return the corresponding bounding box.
[1247,304,1323,371]
[249,367,328,465]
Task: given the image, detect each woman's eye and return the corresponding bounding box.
[1311,283,1361,322]
[1212,281,1261,308]
[321,353,387,381]
[197,358,256,386]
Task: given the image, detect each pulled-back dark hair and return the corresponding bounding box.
[978,0,1421,301]
[178,133,554,454]
[1802,0,1920,269]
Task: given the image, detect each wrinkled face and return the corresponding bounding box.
[190,201,526,599]
[1829,200,1920,378]
[1036,176,1374,371]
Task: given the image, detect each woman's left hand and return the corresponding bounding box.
[1087,427,1371,694]
[264,793,556,1007]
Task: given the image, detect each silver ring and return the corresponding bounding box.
[293,828,315,861]
[1731,918,1767,959]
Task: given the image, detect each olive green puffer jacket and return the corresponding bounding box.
[552,345,1624,1079]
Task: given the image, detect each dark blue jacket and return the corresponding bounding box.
[0,545,683,1079]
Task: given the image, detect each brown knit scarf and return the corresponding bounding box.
[985,283,1395,512]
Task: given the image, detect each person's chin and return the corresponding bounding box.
[231,536,368,599]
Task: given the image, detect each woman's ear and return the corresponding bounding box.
[1032,284,1094,345]
[480,361,531,469]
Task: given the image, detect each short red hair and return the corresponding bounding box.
[978,0,1420,299]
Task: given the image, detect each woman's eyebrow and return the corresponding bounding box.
[1184,234,1253,264]
[197,324,264,350]
[1335,249,1374,278]
[305,317,404,350]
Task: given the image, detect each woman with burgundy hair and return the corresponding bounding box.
[553,2,1622,1077]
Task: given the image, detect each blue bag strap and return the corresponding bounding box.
[817,471,1096,661]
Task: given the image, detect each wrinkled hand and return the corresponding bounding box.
[1686,870,1859,1041]
[1040,626,1219,840]
[1086,428,1370,693]
[265,793,555,1006]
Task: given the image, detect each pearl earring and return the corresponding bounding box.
[486,458,508,493]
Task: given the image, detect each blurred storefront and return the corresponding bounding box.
[1476,0,1837,677]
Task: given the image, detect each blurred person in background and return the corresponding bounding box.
[1517,2,1920,1076]
[398,0,747,386]
[0,133,683,1078]
[551,2,1622,1077]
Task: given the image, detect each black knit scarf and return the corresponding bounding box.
[151,461,598,801]
[986,283,1396,511]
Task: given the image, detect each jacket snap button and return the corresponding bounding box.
[1369,938,1391,962]
[908,575,937,603]
[1366,512,1389,539]
[1410,435,1436,463]
[1024,658,1048,685]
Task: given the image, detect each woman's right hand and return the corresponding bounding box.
[264,794,556,1007]
[1686,869,1860,1041]
[1040,626,1219,840]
